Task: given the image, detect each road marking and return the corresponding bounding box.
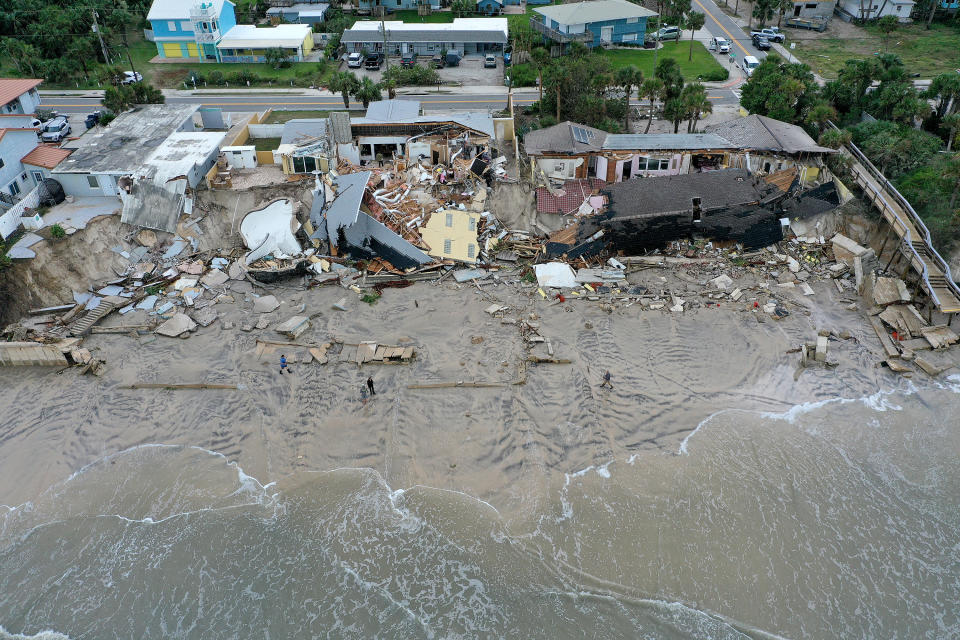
[43,98,538,108]
[692,0,751,58]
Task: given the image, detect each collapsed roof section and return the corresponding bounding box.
[309,172,433,270]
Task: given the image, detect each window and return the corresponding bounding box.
[181,21,192,30]
[445,212,453,227]
[467,243,475,259]
[639,157,669,171]
[622,33,637,41]
[468,217,476,231]
[9,181,21,196]
[443,238,452,254]
[626,16,639,23]
[167,21,177,31]
[212,20,217,29]
[87,175,100,189]
[292,156,318,173]
[555,162,565,172]
[805,3,817,6]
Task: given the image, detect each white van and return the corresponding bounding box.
[742,55,761,78]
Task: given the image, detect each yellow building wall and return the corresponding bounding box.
[303,32,314,54]
[420,209,479,264]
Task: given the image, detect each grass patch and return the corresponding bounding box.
[790,23,960,79]
[391,9,456,22]
[261,110,336,124]
[252,137,282,151]
[599,42,727,81]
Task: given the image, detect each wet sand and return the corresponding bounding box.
[0,263,893,515]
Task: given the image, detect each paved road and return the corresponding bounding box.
[39,92,540,115]
[692,0,768,64]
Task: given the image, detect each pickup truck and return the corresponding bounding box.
[749,27,784,43]
[784,16,827,31]
[364,52,384,70]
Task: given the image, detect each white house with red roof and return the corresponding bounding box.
[0,79,74,239]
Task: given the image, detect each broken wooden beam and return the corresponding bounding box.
[527,356,572,364]
[869,316,900,359]
[407,381,506,389]
[90,325,152,334]
[28,303,76,315]
[124,383,238,390]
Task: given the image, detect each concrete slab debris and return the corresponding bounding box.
[97,285,124,296]
[253,295,280,313]
[136,230,157,247]
[873,277,911,306]
[534,263,577,289]
[201,269,229,287]
[332,297,347,311]
[815,335,828,362]
[0,342,70,367]
[191,307,219,327]
[275,315,310,339]
[485,304,509,315]
[163,240,188,260]
[453,269,492,283]
[155,313,197,337]
[710,274,733,290]
[800,282,815,296]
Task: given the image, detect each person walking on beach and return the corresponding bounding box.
[367,376,376,396]
[600,370,613,389]
[360,385,369,405]
[279,355,292,375]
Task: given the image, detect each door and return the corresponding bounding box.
[100,175,117,196]
[601,26,613,42]
[163,42,182,57]
[794,4,802,15]
[186,42,200,57]
[30,170,44,186]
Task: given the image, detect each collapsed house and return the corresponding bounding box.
[345,100,496,171]
[274,118,334,175]
[525,115,835,186]
[550,169,791,257]
[306,171,433,269]
[705,114,836,185]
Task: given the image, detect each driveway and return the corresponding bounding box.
[345,54,505,88]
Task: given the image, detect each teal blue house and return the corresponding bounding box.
[147,0,237,61]
[531,0,656,48]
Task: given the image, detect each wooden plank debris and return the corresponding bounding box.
[125,383,238,390]
[873,277,911,306]
[408,381,506,389]
[870,316,900,358]
[920,325,959,350]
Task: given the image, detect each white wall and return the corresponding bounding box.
[0,183,40,239]
[51,172,123,198]
[248,123,286,138]
[537,157,582,179]
[222,146,257,169]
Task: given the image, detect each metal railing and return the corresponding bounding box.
[828,121,960,309]
[529,17,593,43]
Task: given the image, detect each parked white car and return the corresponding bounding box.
[347,52,363,68]
[741,55,761,78]
[709,36,730,53]
[40,116,71,143]
[119,71,142,85]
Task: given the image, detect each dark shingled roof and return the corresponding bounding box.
[523,121,607,155]
[705,114,835,154]
[603,169,776,218]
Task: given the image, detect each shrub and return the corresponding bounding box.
[207,70,226,85]
[700,67,729,82]
[506,63,537,87]
[361,292,381,304]
[99,111,116,126]
[50,224,66,239]
[227,69,257,85]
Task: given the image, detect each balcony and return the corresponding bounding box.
[190,3,221,42]
[529,17,594,43]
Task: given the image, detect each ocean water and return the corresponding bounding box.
[2,375,959,639]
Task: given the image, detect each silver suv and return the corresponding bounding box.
[40,116,71,143]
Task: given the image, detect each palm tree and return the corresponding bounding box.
[640,77,664,133]
[776,0,793,27]
[681,83,711,132]
[944,114,960,152]
[352,76,382,108]
[805,102,836,130]
[684,11,705,62]
[329,71,360,109]
[530,47,551,110]
[615,65,643,130]
[945,153,960,210]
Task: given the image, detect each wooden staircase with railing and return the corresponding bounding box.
[831,123,960,316]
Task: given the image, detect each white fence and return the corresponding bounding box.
[0,184,40,240]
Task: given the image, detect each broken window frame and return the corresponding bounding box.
[443,238,452,254]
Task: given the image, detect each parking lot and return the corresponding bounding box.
[344,53,506,87]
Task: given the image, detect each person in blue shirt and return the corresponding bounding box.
[279,355,292,374]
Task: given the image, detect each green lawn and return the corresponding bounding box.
[252,137,282,151]
[390,9,456,23]
[790,23,960,79]
[261,110,337,124]
[599,42,727,81]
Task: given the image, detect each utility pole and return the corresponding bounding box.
[381,17,390,70]
[91,9,110,66]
